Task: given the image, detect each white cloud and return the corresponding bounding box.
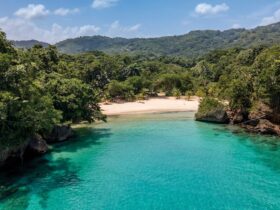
[232,23,241,29]
[260,9,280,26]
[92,0,119,9]
[195,3,229,15]
[78,25,101,35]
[14,4,49,20]
[127,24,141,32]
[110,20,120,29]
[107,20,141,36]
[54,8,80,16]
[0,17,100,43]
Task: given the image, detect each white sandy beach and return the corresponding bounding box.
[100,97,199,116]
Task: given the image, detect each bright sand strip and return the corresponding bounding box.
[100,97,199,116]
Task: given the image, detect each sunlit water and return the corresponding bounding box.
[1,112,280,210]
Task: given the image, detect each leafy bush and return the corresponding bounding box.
[185,91,193,101]
[107,80,135,101]
[197,97,226,115]
[172,88,181,99]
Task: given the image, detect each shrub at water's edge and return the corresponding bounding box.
[195,98,229,124]
[2,25,280,168]
[195,98,280,136]
[0,31,105,167]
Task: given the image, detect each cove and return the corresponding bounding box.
[1,112,280,210]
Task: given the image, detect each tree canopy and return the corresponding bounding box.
[1,28,280,149]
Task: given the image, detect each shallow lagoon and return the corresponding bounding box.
[1,112,280,210]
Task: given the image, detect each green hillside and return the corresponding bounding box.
[55,22,280,57]
[12,40,49,49]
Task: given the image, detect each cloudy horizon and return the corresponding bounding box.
[0,0,280,43]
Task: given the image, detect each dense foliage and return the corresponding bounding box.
[0,32,105,148]
[52,22,280,57]
[1,26,280,149]
[12,40,49,49]
[195,46,280,114]
[196,98,226,116]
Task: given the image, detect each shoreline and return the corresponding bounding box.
[100,97,200,116]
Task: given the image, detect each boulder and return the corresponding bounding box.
[248,102,272,122]
[233,112,244,124]
[27,134,48,154]
[0,125,74,167]
[230,110,247,124]
[255,120,280,135]
[244,119,280,136]
[195,109,229,124]
[0,143,28,167]
[44,125,74,143]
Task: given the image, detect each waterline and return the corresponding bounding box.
[1,112,280,210]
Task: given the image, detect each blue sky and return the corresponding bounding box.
[0,0,280,43]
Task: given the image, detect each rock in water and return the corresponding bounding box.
[28,134,48,154]
[248,102,272,122]
[233,111,245,124]
[0,143,28,167]
[195,109,229,124]
[244,119,280,136]
[44,125,74,143]
[195,97,229,124]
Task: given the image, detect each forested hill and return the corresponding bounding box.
[55,22,280,57]
[12,40,49,49]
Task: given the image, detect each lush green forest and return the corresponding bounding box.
[1,26,280,164]
[13,22,280,58]
[52,22,280,57]
[0,31,106,151]
[12,40,49,49]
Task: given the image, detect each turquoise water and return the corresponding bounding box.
[1,112,280,209]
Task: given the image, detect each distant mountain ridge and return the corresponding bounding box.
[12,40,49,49]
[12,22,280,57]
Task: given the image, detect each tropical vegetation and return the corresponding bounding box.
[1,25,280,155]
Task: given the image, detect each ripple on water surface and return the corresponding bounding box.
[1,112,280,210]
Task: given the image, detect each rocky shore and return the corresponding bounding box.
[196,101,280,137]
[238,102,280,136]
[0,125,74,168]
